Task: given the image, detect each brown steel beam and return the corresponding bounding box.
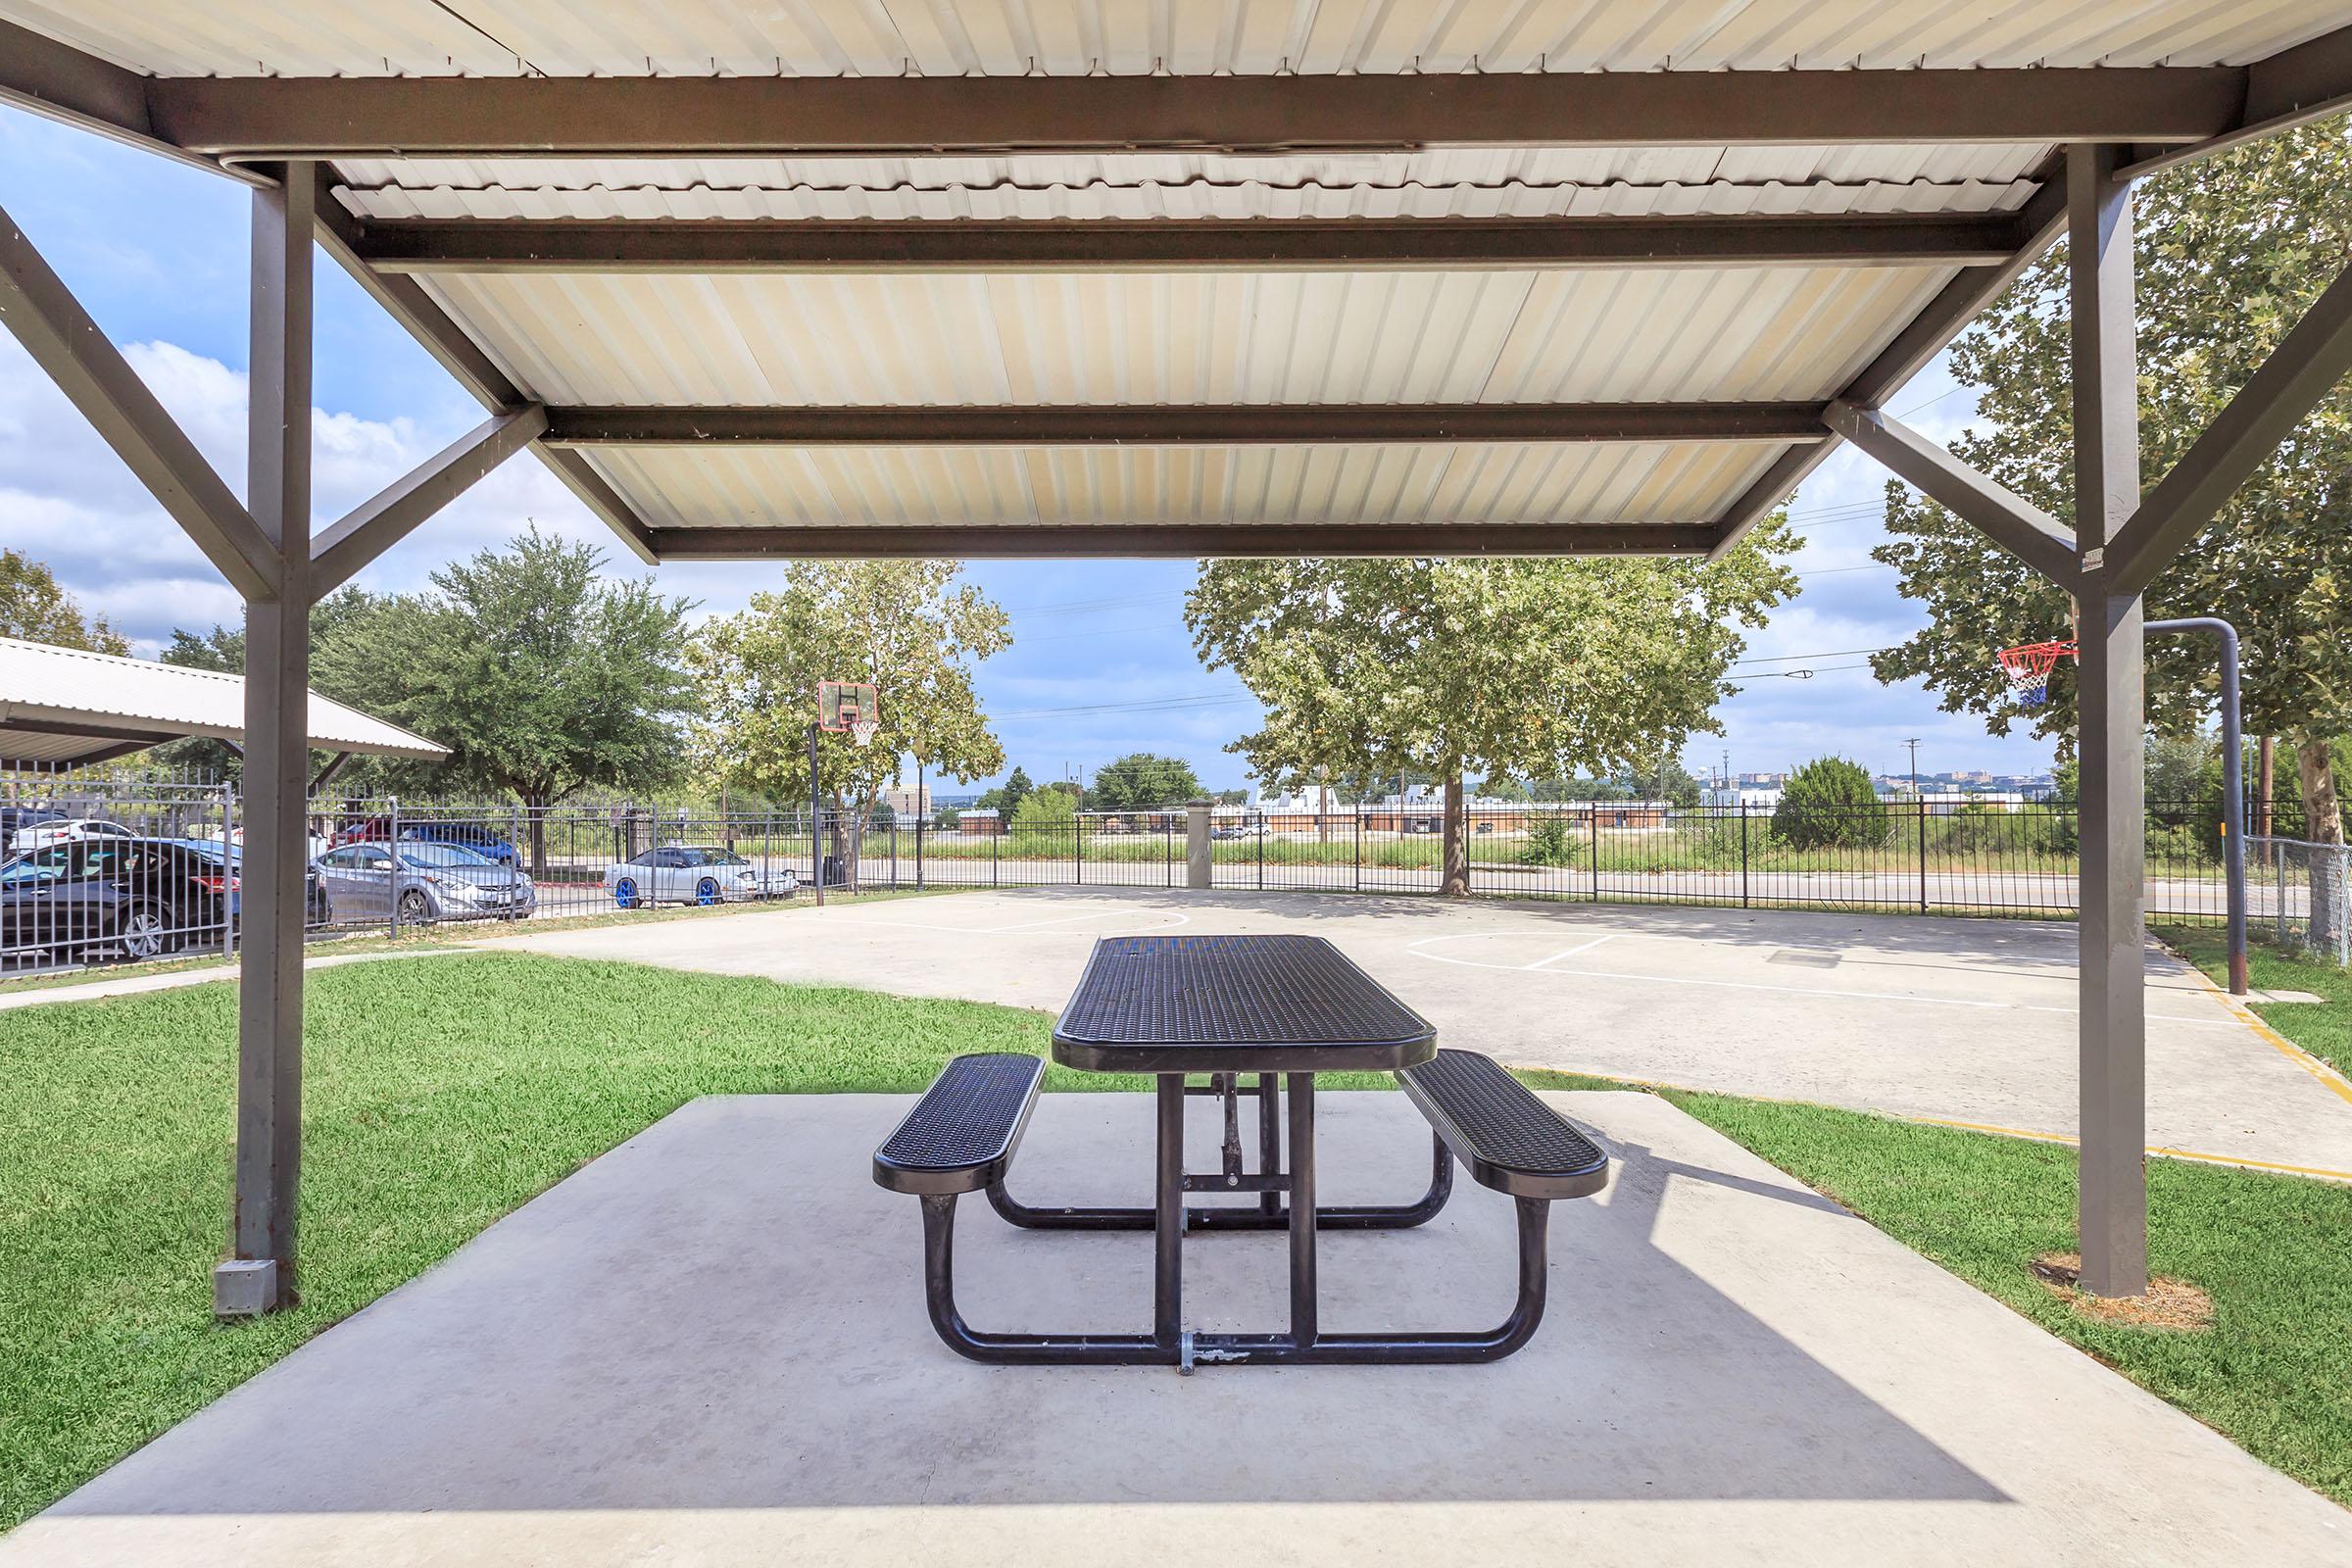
[2125,23,2352,177]
[2105,255,2352,598]
[1707,171,2073,556]
[312,404,549,595]
[354,214,2023,273]
[0,19,244,180]
[545,403,1829,448]
[220,160,314,1320]
[0,200,278,599]
[647,523,1715,560]
[143,70,2250,159]
[1822,401,2076,586]
[2070,144,2149,1302]
[307,170,660,564]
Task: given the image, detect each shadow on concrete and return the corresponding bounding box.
[46,1094,2004,1518]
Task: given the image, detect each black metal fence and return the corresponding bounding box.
[0,765,2328,978]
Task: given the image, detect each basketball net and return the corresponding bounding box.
[1994,640,2077,707]
[850,716,879,748]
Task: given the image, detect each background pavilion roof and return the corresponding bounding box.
[4,1,2348,561]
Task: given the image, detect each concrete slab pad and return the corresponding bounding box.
[484,888,2352,1177]
[7,1091,2344,1566]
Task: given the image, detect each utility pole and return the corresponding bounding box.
[1904,738,1923,799]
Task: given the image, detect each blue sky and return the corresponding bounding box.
[0,106,2056,796]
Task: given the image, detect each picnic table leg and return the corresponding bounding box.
[1154,1074,1185,1352]
[1287,1072,1317,1347]
[1257,1072,1281,1217]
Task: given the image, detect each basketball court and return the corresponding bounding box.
[491,886,2352,1182]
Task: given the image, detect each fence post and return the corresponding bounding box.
[1354,808,1362,894]
[1589,804,1600,903]
[1075,810,1084,885]
[1257,811,1265,891]
[1740,806,1750,909]
[992,827,1000,888]
[512,799,523,915]
[387,795,401,941]
[915,802,924,890]
[1918,798,1931,913]
[1186,799,1212,890]
[223,780,238,957]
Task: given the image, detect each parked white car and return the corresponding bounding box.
[602,846,798,907]
[9,817,138,855]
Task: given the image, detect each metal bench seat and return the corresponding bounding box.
[1399,1050,1611,1200]
[871,1053,1045,1197]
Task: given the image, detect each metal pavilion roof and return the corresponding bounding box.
[0,636,448,769]
[4,2,2350,562]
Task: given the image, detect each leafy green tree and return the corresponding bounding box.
[317,528,698,871]
[1871,120,2352,848]
[1012,786,1076,831]
[1089,752,1205,811]
[975,764,1035,817]
[689,560,1007,887]
[1213,788,1249,806]
[157,587,385,780]
[1,550,127,653]
[1773,757,1891,850]
[1186,520,1799,893]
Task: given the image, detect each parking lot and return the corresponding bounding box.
[492,886,2352,1181]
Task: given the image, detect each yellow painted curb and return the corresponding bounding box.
[2169,950,2352,1108]
[1903,1113,2352,1183]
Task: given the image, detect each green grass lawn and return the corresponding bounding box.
[2157,921,2352,1081]
[5,952,2350,1530]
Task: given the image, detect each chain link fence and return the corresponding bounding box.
[2250,835,2352,967]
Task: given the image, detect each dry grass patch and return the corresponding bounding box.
[2031,1252,2215,1332]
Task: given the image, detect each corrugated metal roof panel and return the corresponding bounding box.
[14,1,2346,75]
[0,638,449,760]
[332,145,2046,223]
[420,264,1952,408]
[586,439,1786,528]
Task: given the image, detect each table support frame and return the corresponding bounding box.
[921,1071,1550,1369]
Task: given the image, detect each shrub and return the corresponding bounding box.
[1773,757,1891,850]
[1520,814,1576,867]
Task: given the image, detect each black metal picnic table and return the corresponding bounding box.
[873,932,1611,1370]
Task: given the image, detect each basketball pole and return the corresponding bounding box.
[2144,618,2246,995]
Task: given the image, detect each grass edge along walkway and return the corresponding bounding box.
[3,950,2348,1531]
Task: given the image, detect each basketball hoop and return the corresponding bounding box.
[1995,640,2077,707]
[817,679,879,743]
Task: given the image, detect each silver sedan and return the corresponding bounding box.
[313,840,538,925]
[602,846,798,907]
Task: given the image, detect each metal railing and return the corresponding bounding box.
[4,770,2341,977]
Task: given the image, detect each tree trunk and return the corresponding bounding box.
[525,797,548,879]
[2257,736,2276,837]
[1442,775,1470,896]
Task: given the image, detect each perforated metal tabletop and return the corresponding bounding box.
[1052,934,1437,1074]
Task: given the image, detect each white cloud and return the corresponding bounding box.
[0,333,651,652]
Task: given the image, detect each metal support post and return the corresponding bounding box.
[2071,144,2149,1299]
[808,722,822,907]
[1287,1073,1318,1346]
[2145,617,2248,994]
[1919,797,1931,912]
[1153,1076,1184,1350]
[218,162,315,1319]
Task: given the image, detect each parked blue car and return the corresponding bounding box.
[396,821,519,864]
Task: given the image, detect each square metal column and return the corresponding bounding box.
[2068,146,2149,1299]
[218,163,315,1317]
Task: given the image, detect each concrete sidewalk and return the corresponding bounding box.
[8,1090,2344,1566]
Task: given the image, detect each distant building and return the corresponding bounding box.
[1706,786,1783,809]
[880,784,930,819]
[955,807,1003,835]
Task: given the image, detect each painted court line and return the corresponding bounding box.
[2170,957,2352,1108]
[1523,934,1619,970]
[1903,1113,2352,1183]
